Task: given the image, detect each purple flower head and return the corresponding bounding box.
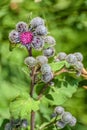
[9,17,56,50]
[20,32,33,45]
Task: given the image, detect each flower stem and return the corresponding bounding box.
[28,47,32,56]
[30,67,36,130]
[28,47,35,130]
[30,111,35,130]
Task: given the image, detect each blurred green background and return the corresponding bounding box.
[0,0,87,130]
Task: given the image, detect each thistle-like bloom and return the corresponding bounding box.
[9,17,49,50]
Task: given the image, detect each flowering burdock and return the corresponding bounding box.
[7,16,87,130]
[9,17,54,51]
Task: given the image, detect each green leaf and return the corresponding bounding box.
[50,61,67,72]
[9,42,16,51]
[45,76,78,105]
[0,119,3,127]
[9,96,40,118]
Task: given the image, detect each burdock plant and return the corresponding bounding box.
[5,16,87,130]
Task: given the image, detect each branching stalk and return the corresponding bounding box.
[28,48,36,130]
[39,116,59,130]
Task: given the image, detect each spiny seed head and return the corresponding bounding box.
[57,52,67,61]
[54,106,64,115]
[74,52,83,62]
[69,116,77,127]
[31,36,44,50]
[16,21,28,33]
[35,25,47,35]
[66,54,77,65]
[74,61,83,72]
[24,57,37,67]
[30,17,44,28]
[56,121,66,129]
[44,36,56,46]
[9,30,19,43]
[62,112,72,123]
[41,64,51,74]
[43,47,55,58]
[42,72,53,83]
[36,56,48,65]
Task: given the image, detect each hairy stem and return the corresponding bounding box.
[28,47,32,56]
[30,68,36,130]
[28,47,35,130]
[30,68,36,97]
[30,111,35,130]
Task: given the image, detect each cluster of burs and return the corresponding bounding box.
[5,119,28,130]
[55,52,83,76]
[25,55,54,83]
[53,106,77,129]
[25,52,83,83]
[24,18,56,83]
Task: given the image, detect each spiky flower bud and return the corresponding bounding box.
[74,61,83,72]
[35,25,47,35]
[54,106,64,115]
[16,22,28,33]
[24,57,37,67]
[41,64,51,74]
[56,121,66,129]
[57,52,67,61]
[62,112,72,123]
[30,17,44,28]
[44,36,56,46]
[9,30,19,43]
[66,54,77,65]
[42,72,53,83]
[74,52,83,62]
[36,56,48,65]
[69,116,77,127]
[43,47,55,58]
[31,36,44,50]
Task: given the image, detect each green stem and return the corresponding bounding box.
[39,116,59,130]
